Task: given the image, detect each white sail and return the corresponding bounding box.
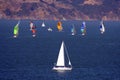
[30,22,34,30]
[56,41,65,66]
[69,61,71,65]
[100,21,105,34]
[102,23,105,32]
[42,22,45,27]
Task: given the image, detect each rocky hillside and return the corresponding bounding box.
[0,0,120,20]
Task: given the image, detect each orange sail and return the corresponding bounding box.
[57,21,63,31]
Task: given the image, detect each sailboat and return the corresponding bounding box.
[41,21,45,27]
[53,41,72,71]
[13,21,20,38]
[100,21,105,34]
[81,21,86,36]
[31,25,36,37]
[62,17,66,21]
[48,27,53,32]
[57,21,63,32]
[71,25,76,35]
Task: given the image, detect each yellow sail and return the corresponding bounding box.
[57,21,63,31]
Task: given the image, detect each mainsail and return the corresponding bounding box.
[81,21,86,35]
[56,42,65,66]
[57,21,63,31]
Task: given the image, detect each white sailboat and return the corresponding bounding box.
[41,21,45,27]
[48,27,53,32]
[53,41,72,71]
[100,21,105,34]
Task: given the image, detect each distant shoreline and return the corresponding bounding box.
[0,19,120,21]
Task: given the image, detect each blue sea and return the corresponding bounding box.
[0,20,120,80]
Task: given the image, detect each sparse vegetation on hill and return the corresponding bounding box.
[0,0,120,20]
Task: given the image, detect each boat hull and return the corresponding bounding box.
[13,35,17,38]
[48,28,52,31]
[32,35,36,37]
[53,67,72,71]
[82,33,85,36]
[72,33,75,35]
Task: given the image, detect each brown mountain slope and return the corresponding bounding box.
[0,0,120,20]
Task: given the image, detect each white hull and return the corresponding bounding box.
[13,35,17,38]
[82,33,85,36]
[53,67,72,71]
[32,35,36,37]
[13,34,18,38]
[101,31,104,34]
[72,33,75,35]
[42,26,45,27]
[48,28,52,32]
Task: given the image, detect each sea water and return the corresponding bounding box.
[0,20,120,80]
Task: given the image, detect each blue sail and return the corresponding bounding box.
[81,21,86,35]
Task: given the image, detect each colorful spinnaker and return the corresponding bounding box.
[57,21,63,31]
[30,21,36,37]
[31,24,36,37]
[81,21,86,36]
[13,21,20,38]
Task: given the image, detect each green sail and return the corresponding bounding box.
[14,21,20,35]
